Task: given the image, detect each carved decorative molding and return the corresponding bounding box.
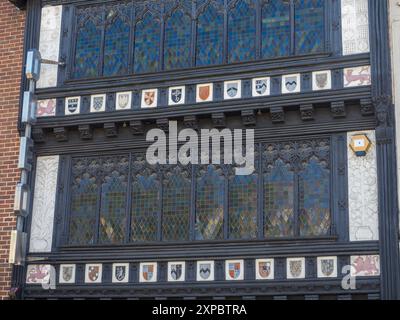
[130,120,144,135]
[29,156,60,253]
[212,113,226,128]
[54,127,68,142]
[241,110,256,127]
[104,123,118,138]
[270,107,284,124]
[300,104,314,121]
[331,101,346,118]
[78,124,93,140]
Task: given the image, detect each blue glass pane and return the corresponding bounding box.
[195,165,224,240]
[196,1,224,66]
[264,160,295,238]
[69,174,98,245]
[74,19,102,78]
[103,15,130,76]
[295,0,325,54]
[134,12,161,73]
[228,0,256,63]
[262,0,290,58]
[299,159,330,236]
[131,172,160,242]
[162,169,191,241]
[229,174,257,240]
[164,9,192,70]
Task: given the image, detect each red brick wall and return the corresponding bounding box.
[0,0,25,300]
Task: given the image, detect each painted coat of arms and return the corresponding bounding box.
[144,91,155,106]
[170,264,183,281]
[321,259,335,277]
[26,265,51,284]
[255,79,268,95]
[142,264,154,281]
[37,99,56,117]
[258,261,272,279]
[316,73,328,89]
[115,265,127,282]
[198,85,211,101]
[117,93,130,109]
[67,98,79,114]
[228,262,241,280]
[285,76,298,92]
[88,265,100,282]
[62,266,74,282]
[93,96,104,111]
[171,88,183,104]
[199,263,211,280]
[226,82,238,98]
[289,260,303,278]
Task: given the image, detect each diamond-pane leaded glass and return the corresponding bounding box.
[262,0,290,58]
[164,9,192,70]
[134,12,160,73]
[229,174,257,239]
[264,160,295,238]
[103,11,130,76]
[99,172,127,244]
[299,159,331,236]
[228,0,256,63]
[195,165,224,240]
[69,158,100,245]
[295,0,325,54]
[162,168,191,241]
[196,1,224,66]
[131,171,160,242]
[74,19,102,78]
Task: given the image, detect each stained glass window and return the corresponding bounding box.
[196,1,224,66]
[131,169,160,242]
[295,0,325,54]
[134,12,161,73]
[69,172,99,245]
[164,8,192,70]
[299,158,331,236]
[228,0,256,63]
[264,160,295,238]
[262,0,290,58]
[229,174,258,239]
[162,168,191,241]
[99,171,128,244]
[195,165,224,240]
[103,9,130,76]
[74,18,102,78]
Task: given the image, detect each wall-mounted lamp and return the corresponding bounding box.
[349,134,372,157]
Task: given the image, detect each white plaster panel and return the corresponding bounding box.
[29,156,60,253]
[37,5,62,88]
[348,131,379,241]
[341,0,370,55]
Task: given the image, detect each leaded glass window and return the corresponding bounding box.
[162,167,191,241]
[264,160,295,237]
[196,0,224,66]
[164,7,192,70]
[195,165,224,240]
[134,11,161,74]
[68,156,129,245]
[295,0,325,54]
[71,1,327,79]
[103,7,130,76]
[228,0,257,63]
[73,10,102,79]
[131,158,160,242]
[261,0,291,58]
[263,139,331,238]
[299,158,331,236]
[66,140,333,246]
[229,174,258,239]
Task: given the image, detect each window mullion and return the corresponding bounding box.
[223,0,228,64]
[290,0,296,55]
[125,152,133,244]
[159,3,166,71]
[98,5,106,77]
[190,165,196,241]
[129,1,135,74]
[293,169,300,237]
[255,0,261,59]
[257,143,263,240]
[158,166,163,242]
[94,179,102,245]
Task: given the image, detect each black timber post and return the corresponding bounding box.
[369,0,400,300]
